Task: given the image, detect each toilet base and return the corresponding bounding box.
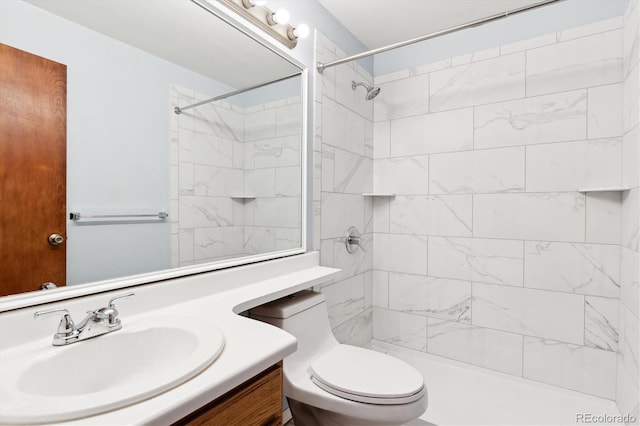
[288,398,405,426]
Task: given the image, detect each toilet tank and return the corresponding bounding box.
[250,290,339,364]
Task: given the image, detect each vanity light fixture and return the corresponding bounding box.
[218,0,307,49]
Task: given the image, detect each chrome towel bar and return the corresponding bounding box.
[70,212,168,221]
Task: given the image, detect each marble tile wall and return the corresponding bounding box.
[243,97,302,255]
[314,31,375,347]
[370,17,629,402]
[617,0,640,423]
[170,86,301,267]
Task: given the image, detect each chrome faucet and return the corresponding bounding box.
[34,293,135,346]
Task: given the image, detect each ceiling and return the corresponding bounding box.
[318,0,548,49]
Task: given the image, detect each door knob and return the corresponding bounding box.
[48,233,65,246]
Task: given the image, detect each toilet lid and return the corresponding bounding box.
[308,345,426,405]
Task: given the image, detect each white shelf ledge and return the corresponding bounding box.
[230,195,256,200]
[577,187,632,193]
[363,193,396,197]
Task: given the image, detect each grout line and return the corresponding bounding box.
[470,193,475,238]
[470,277,474,322]
[368,231,621,247]
[374,77,616,122]
[583,294,587,347]
[380,136,620,160]
[425,235,429,277]
[368,265,621,300]
[472,105,476,151]
[584,191,588,243]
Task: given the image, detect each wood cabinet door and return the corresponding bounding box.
[0,43,67,296]
[176,363,283,426]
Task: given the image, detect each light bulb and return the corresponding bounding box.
[269,8,290,25]
[294,23,310,38]
[288,23,310,40]
[274,9,290,24]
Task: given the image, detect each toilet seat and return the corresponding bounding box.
[308,345,426,405]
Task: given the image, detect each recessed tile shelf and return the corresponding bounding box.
[363,193,396,197]
[230,196,256,200]
[577,187,632,193]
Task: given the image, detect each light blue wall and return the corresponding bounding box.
[374,0,630,76]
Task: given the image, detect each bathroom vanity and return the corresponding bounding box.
[0,252,338,424]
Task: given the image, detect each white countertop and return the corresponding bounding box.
[0,252,339,425]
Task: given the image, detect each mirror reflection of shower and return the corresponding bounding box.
[169,73,303,268]
[351,80,380,100]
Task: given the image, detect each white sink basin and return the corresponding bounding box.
[0,315,225,424]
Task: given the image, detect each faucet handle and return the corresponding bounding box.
[95,292,135,326]
[34,308,80,344]
[107,292,135,309]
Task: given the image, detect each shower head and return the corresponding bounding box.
[351,80,381,100]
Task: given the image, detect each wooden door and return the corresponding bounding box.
[0,43,67,296]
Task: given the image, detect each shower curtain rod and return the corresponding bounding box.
[174,72,300,114]
[316,0,563,73]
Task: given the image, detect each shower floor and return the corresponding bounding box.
[372,341,624,426]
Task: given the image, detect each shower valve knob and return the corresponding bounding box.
[344,226,365,254]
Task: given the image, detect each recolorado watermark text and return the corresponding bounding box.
[576,413,637,424]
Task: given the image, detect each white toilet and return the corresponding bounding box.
[250,290,428,426]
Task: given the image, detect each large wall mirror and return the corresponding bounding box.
[0,0,306,304]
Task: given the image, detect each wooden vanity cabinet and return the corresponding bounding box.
[175,362,283,426]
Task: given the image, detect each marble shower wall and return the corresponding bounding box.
[371,17,628,401]
[617,0,640,422]
[243,98,303,256]
[313,31,375,347]
[170,86,301,267]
